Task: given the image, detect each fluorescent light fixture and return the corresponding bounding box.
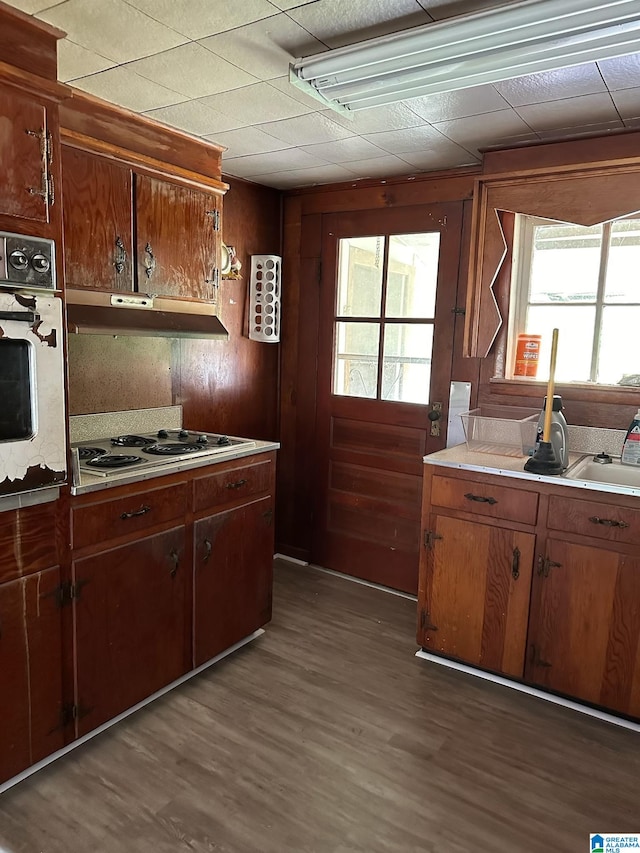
[290,0,640,111]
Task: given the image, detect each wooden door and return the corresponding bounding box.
[194,496,273,666]
[527,538,640,718]
[419,515,534,676]
[62,146,133,291]
[0,567,64,785]
[73,526,188,736]
[135,174,220,301]
[312,203,463,593]
[0,87,51,223]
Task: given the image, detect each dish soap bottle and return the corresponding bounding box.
[621,409,640,466]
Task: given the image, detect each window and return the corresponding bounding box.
[333,233,439,404]
[510,215,640,386]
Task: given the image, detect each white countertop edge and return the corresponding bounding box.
[71,441,280,496]
[423,452,640,499]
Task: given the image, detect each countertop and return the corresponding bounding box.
[71,440,280,496]
[423,445,640,499]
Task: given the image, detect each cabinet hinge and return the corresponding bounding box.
[60,701,92,727]
[420,608,438,632]
[423,529,443,549]
[206,209,220,231]
[50,579,87,608]
[451,306,466,316]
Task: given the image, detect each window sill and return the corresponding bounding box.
[489,377,640,405]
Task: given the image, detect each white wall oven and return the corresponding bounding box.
[0,234,66,499]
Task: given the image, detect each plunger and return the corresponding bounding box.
[524,328,563,475]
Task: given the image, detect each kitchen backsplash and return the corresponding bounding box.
[70,406,182,443]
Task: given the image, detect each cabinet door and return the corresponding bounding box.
[62,146,133,291]
[0,567,64,785]
[0,87,51,223]
[73,526,188,736]
[194,496,274,666]
[135,174,220,301]
[526,537,640,718]
[419,515,535,676]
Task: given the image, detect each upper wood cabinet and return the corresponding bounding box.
[62,146,133,291]
[0,86,55,225]
[136,174,221,301]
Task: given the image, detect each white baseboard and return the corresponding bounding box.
[0,630,265,795]
[416,650,640,733]
[274,552,309,566]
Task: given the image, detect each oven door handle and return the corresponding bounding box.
[0,310,40,323]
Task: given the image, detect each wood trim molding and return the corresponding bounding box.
[0,60,71,102]
[61,129,229,195]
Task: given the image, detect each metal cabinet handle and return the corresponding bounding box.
[203,538,212,563]
[589,515,629,529]
[120,505,151,520]
[169,548,179,578]
[512,546,520,580]
[144,242,156,278]
[226,479,248,490]
[114,236,127,274]
[464,492,497,505]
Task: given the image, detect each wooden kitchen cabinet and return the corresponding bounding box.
[527,537,640,719]
[0,500,59,585]
[0,86,54,225]
[419,515,534,676]
[72,525,189,736]
[135,174,221,301]
[62,146,133,291]
[194,496,274,666]
[0,567,64,785]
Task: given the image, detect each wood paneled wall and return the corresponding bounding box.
[68,176,281,442]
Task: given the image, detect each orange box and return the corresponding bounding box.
[514,334,541,377]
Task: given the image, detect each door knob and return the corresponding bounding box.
[428,402,442,437]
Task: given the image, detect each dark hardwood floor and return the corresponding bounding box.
[0,559,638,852]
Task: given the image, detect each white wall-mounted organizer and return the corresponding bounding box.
[249,255,281,342]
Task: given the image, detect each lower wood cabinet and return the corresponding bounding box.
[526,537,640,719]
[194,496,274,666]
[0,567,64,784]
[419,462,640,720]
[73,526,189,736]
[419,515,534,676]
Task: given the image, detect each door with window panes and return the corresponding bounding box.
[312,204,462,593]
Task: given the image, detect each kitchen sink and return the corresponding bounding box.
[563,455,640,488]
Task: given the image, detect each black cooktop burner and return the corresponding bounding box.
[87,454,143,468]
[143,443,203,456]
[111,435,154,448]
[78,446,108,461]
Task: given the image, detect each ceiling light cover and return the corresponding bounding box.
[290,0,640,111]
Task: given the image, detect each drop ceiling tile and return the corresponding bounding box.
[406,85,509,123]
[199,16,325,82]
[362,124,452,154]
[144,100,238,136]
[57,39,115,82]
[597,53,640,91]
[39,0,188,63]
[126,43,259,99]
[257,112,353,145]
[326,102,426,134]
[207,127,290,158]
[223,148,329,178]
[611,87,640,119]
[7,0,63,12]
[397,143,478,170]
[72,66,184,113]
[342,155,418,178]
[287,0,431,49]
[623,117,640,129]
[434,109,534,149]
[198,82,314,128]
[124,0,279,39]
[248,164,356,189]
[422,0,520,19]
[536,120,625,140]
[515,93,618,132]
[269,0,317,8]
[494,64,608,107]
[299,136,388,163]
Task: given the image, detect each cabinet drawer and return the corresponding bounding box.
[431,474,538,525]
[547,495,639,545]
[194,458,273,513]
[72,482,188,550]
